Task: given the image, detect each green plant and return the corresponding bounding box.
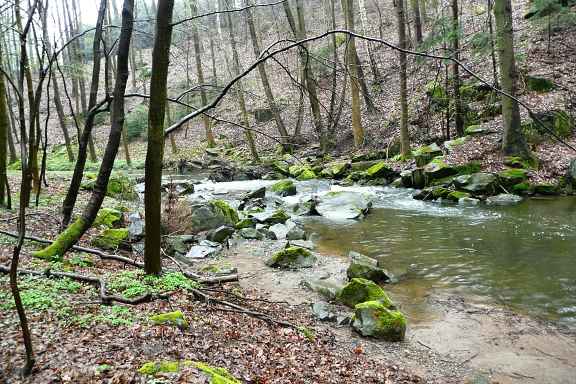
[125,104,149,141]
[108,270,199,298]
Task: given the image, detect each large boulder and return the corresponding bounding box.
[270,180,297,196]
[316,191,372,220]
[251,209,290,225]
[265,246,316,269]
[206,226,235,243]
[91,228,129,250]
[351,301,407,341]
[454,172,497,195]
[82,173,137,201]
[413,143,443,167]
[486,194,523,206]
[346,251,391,283]
[321,161,350,179]
[182,240,222,261]
[365,161,394,179]
[337,278,393,308]
[185,199,239,233]
[127,211,145,240]
[94,208,122,228]
[498,168,528,186]
[303,278,344,301]
[424,157,458,180]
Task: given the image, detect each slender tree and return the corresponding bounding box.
[34,0,135,259]
[189,0,216,147]
[411,0,423,44]
[245,0,290,149]
[451,0,464,136]
[396,0,411,156]
[343,0,364,147]
[144,0,175,275]
[493,0,531,158]
[0,44,8,206]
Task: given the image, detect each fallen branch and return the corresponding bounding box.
[191,288,297,329]
[0,230,238,284]
[0,230,143,267]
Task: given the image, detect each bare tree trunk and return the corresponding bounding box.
[60,0,108,228]
[11,0,36,373]
[487,0,499,87]
[190,0,216,147]
[0,44,8,206]
[225,3,259,162]
[145,0,175,275]
[411,0,423,44]
[493,0,531,158]
[451,0,464,136]
[359,0,382,84]
[245,0,290,149]
[396,0,411,156]
[343,0,364,147]
[34,0,135,261]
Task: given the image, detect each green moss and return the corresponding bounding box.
[270,180,297,196]
[447,191,471,201]
[138,360,191,375]
[266,246,316,269]
[235,218,255,229]
[337,278,393,308]
[91,228,129,250]
[297,168,316,180]
[195,362,241,384]
[504,156,537,169]
[81,173,137,201]
[353,301,407,341]
[424,157,458,180]
[455,161,482,175]
[525,76,555,92]
[365,161,392,178]
[32,218,87,261]
[432,187,451,199]
[210,200,239,225]
[150,310,189,329]
[512,182,531,194]
[93,208,122,228]
[534,183,558,195]
[108,271,198,298]
[499,168,528,185]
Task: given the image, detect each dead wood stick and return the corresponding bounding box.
[191,288,297,329]
[0,230,238,285]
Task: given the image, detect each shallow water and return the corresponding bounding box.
[301,186,576,326]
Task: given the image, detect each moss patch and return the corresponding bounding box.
[352,301,407,341]
[447,191,471,201]
[150,310,189,329]
[91,228,129,250]
[337,278,393,308]
[365,161,393,179]
[270,180,297,196]
[210,200,239,225]
[93,208,122,228]
[266,246,316,269]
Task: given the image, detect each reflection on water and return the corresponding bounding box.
[304,188,576,325]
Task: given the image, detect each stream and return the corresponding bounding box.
[188,177,576,326]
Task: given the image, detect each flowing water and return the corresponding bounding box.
[300,185,576,326]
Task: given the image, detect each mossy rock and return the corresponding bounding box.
[210,200,239,225]
[81,173,137,201]
[523,110,574,143]
[499,168,528,186]
[447,191,471,202]
[337,278,393,308]
[234,218,256,230]
[272,160,290,175]
[413,143,443,167]
[512,182,532,194]
[321,161,350,179]
[534,183,558,195]
[297,168,317,181]
[525,76,555,92]
[504,156,537,169]
[444,136,469,151]
[455,161,482,175]
[138,360,240,383]
[352,301,406,341]
[347,252,391,283]
[93,208,122,228]
[424,157,458,180]
[91,228,129,250]
[465,125,490,136]
[150,310,189,329]
[270,180,297,196]
[454,172,497,195]
[365,161,394,179]
[266,246,316,269]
